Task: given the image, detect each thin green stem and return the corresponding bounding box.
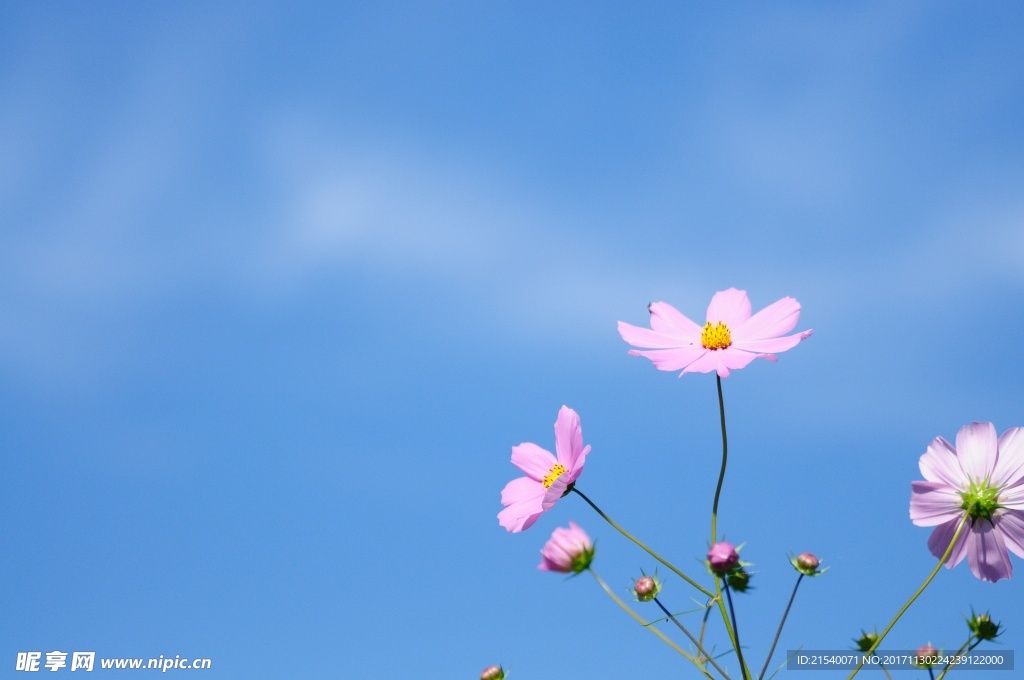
[707,375,740,666]
[572,487,713,598]
[847,516,969,679]
[723,581,750,680]
[654,597,732,680]
[698,596,715,650]
[758,574,803,680]
[589,569,713,679]
[935,636,981,680]
[711,374,728,544]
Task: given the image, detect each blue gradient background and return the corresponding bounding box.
[2,2,1023,678]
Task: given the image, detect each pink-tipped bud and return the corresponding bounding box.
[633,575,660,602]
[791,551,824,576]
[538,522,595,574]
[915,644,938,669]
[707,541,739,575]
[480,665,505,680]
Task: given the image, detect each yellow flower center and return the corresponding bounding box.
[701,321,732,350]
[542,463,567,488]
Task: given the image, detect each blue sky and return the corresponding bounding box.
[2,2,1023,678]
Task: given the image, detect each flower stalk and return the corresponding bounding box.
[571,487,713,598]
[847,515,968,679]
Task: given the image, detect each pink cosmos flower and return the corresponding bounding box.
[498,406,591,533]
[538,521,595,573]
[617,288,812,378]
[910,422,1024,582]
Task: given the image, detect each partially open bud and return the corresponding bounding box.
[538,522,594,574]
[707,542,740,575]
[791,552,824,576]
[968,611,1001,641]
[853,630,879,652]
[726,567,752,592]
[480,665,505,680]
[632,574,662,602]
[914,644,938,669]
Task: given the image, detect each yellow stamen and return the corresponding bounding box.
[701,321,732,350]
[543,463,567,488]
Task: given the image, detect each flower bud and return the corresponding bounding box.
[726,567,752,592]
[707,542,740,574]
[914,644,938,669]
[538,522,594,574]
[480,665,505,680]
[968,611,1001,641]
[853,630,879,652]
[632,575,661,602]
[791,552,824,576]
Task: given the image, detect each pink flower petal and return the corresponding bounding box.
[918,436,966,488]
[617,321,688,349]
[647,301,703,338]
[993,427,1024,489]
[957,422,998,484]
[910,481,965,526]
[554,406,583,471]
[996,512,1024,559]
[733,296,802,340]
[542,477,568,510]
[681,348,734,377]
[966,521,1014,582]
[498,477,546,533]
[705,288,752,327]
[510,442,557,481]
[928,518,969,567]
[732,331,812,355]
[627,347,709,373]
[995,511,1024,559]
[716,348,763,375]
[997,483,1024,510]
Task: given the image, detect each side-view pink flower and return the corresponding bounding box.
[910,422,1024,582]
[498,406,591,533]
[617,288,812,378]
[538,521,595,573]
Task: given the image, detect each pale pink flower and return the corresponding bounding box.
[498,406,591,533]
[910,422,1024,582]
[538,522,595,573]
[617,288,812,378]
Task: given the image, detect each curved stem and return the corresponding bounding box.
[935,636,981,680]
[723,581,750,680]
[572,487,713,598]
[711,374,728,544]
[708,375,740,664]
[758,574,803,680]
[589,569,713,678]
[847,516,969,679]
[654,597,731,680]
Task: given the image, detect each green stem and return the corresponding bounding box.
[589,569,713,678]
[723,581,750,680]
[708,375,741,668]
[846,516,969,679]
[711,374,728,545]
[935,636,981,679]
[572,487,713,598]
[758,574,803,680]
[654,597,732,680]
